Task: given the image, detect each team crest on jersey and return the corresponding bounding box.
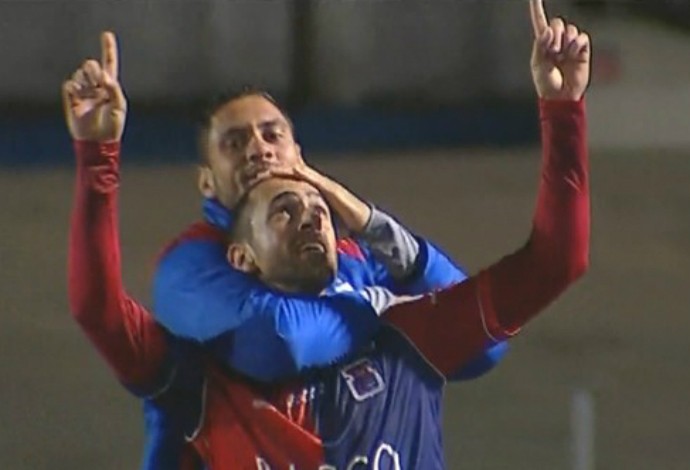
[340,358,385,401]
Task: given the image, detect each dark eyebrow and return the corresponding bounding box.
[222,119,284,138]
[268,191,299,211]
[305,190,326,204]
[268,189,326,212]
[258,119,284,130]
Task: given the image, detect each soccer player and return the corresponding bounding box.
[151,86,506,381]
[182,4,592,464]
[64,28,507,383]
[64,29,504,470]
[65,0,591,467]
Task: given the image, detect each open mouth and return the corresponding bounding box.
[300,241,326,254]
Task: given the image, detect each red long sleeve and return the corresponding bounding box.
[384,99,590,376]
[68,141,168,390]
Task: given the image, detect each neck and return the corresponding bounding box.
[268,279,325,296]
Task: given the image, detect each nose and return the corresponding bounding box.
[246,130,275,165]
[299,209,323,233]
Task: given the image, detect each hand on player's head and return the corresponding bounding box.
[62,31,127,142]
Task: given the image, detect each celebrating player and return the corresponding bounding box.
[150,85,505,382]
[184,3,592,462]
[64,27,506,470]
[65,0,590,467]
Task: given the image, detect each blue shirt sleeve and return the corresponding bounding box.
[362,237,466,294]
[140,399,205,470]
[154,239,381,381]
[402,238,466,292]
[154,235,507,383]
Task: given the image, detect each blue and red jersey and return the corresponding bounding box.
[183,99,590,469]
[66,140,504,469]
[154,205,506,383]
[153,198,507,382]
[67,99,588,469]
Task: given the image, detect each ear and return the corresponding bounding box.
[227,242,258,274]
[197,165,216,199]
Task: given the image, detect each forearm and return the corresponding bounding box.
[357,206,420,280]
[308,167,464,289]
[315,176,372,233]
[68,141,168,388]
[225,292,382,381]
[154,246,382,381]
[489,99,589,332]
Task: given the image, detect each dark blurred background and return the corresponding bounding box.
[1,1,689,469]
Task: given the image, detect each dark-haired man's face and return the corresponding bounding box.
[228,177,338,295]
[200,95,303,208]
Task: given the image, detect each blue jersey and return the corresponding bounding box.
[73,98,588,470]
[315,326,449,468]
[184,254,519,469]
[154,198,506,381]
[145,198,507,469]
[187,325,453,469]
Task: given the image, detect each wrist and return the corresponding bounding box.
[73,138,121,145]
[73,140,121,165]
[333,183,371,233]
[322,181,371,233]
[539,97,586,116]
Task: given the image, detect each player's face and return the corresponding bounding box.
[245,178,337,294]
[202,95,302,208]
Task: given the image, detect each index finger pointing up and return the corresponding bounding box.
[101,31,119,80]
[529,0,549,36]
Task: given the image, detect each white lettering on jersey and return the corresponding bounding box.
[255,457,271,469]
[255,442,400,470]
[372,443,402,470]
[256,460,299,470]
[345,456,368,469]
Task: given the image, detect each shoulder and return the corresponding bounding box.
[157,221,226,263]
[336,238,379,288]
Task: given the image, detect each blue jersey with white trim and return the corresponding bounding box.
[146,198,508,469]
[154,198,507,382]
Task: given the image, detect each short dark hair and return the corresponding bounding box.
[197,86,294,164]
[227,189,254,244]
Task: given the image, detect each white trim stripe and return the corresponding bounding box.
[185,378,208,443]
[476,275,521,340]
[141,366,178,400]
[476,281,501,343]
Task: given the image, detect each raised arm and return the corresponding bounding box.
[65,32,170,394]
[384,98,589,377]
[382,1,591,378]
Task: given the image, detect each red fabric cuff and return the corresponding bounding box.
[73,140,121,165]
